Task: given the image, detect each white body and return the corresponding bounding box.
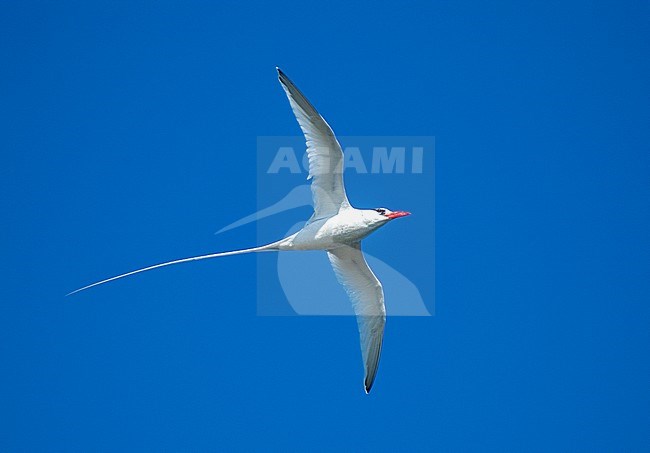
[278,209,385,251]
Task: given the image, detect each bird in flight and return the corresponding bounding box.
[69,68,411,393]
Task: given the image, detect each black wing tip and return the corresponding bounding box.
[276,67,294,88]
[364,378,375,394]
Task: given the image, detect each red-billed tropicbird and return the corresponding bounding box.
[69,68,411,393]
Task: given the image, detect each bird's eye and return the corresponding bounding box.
[375,208,386,215]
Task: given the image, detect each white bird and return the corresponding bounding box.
[69,68,411,393]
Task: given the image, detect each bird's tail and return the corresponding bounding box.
[67,241,283,296]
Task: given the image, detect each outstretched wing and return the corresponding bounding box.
[277,68,350,221]
[327,243,386,393]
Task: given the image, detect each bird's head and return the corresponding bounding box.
[369,207,411,224]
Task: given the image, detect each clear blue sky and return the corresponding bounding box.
[2,1,649,451]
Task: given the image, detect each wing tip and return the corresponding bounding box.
[364,376,375,394]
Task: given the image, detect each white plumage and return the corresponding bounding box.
[69,68,411,393]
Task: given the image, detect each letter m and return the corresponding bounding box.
[371,147,406,174]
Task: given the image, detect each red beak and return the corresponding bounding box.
[386,211,411,219]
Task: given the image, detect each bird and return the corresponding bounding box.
[69,68,411,393]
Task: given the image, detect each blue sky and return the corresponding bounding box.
[2,1,649,451]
